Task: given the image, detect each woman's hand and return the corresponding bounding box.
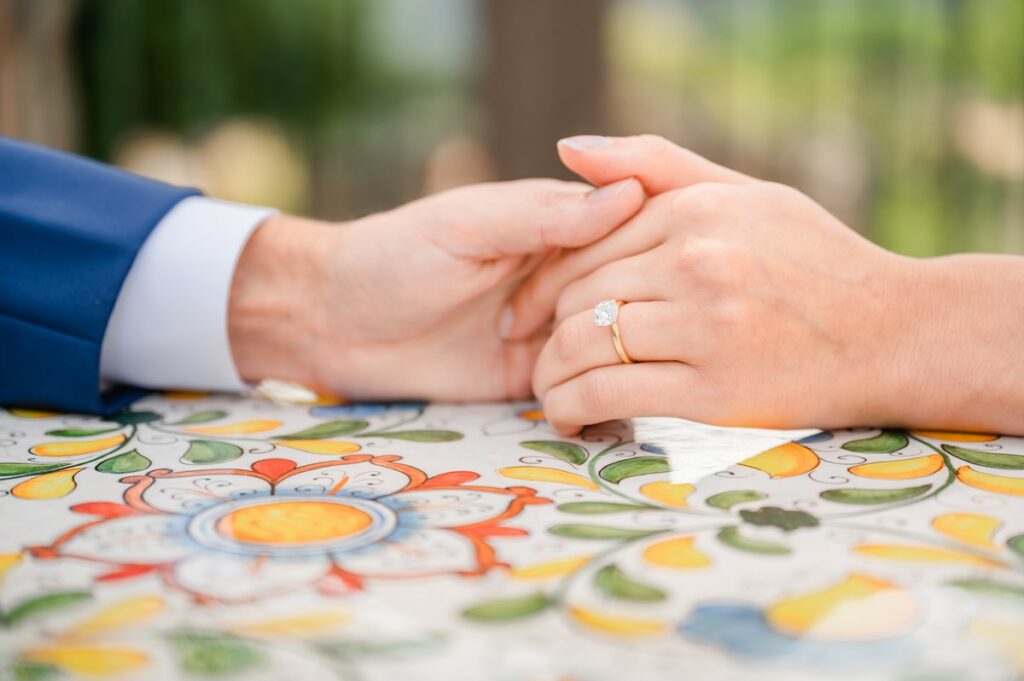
[510,135,1024,435]
[227,177,646,401]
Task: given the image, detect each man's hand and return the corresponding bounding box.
[513,135,1024,436]
[227,177,644,401]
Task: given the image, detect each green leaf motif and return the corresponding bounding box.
[278,419,368,440]
[594,564,666,602]
[171,632,262,676]
[942,444,1024,470]
[172,410,228,426]
[3,591,91,627]
[43,427,119,438]
[519,440,588,465]
[112,410,162,425]
[716,526,791,555]
[557,502,651,514]
[739,506,819,532]
[706,490,766,510]
[599,456,671,484]
[820,484,931,505]
[841,430,908,453]
[549,524,656,540]
[462,593,550,621]
[1008,534,1024,559]
[96,450,151,474]
[181,440,243,465]
[949,578,1024,601]
[0,463,65,478]
[371,430,463,442]
[314,637,440,660]
[10,662,59,681]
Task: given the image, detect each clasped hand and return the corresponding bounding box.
[230,135,1024,437]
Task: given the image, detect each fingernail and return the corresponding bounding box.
[587,177,634,202]
[498,305,514,340]
[559,135,612,151]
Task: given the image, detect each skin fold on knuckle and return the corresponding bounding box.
[508,278,549,339]
[637,134,673,161]
[675,238,753,294]
[577,371,618,417]
[552,314,588,364]
[554,279,590,323]
[669,182,737,219]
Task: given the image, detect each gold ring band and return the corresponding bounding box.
[594,299,636,365]
[610,301,635,364]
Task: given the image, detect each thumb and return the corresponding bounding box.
[427,177,646,260]
[557,134,754,195]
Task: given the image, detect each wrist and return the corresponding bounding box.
[875,253,1024,431]
[227,214,332,389]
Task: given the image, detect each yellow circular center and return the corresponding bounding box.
[218,500,373,545]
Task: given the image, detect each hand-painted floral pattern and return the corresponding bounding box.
[1,398,1022,681]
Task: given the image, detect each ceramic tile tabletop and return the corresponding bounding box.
[1,395,1022,681]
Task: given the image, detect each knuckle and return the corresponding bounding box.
[711,298,756,331]
[517,179,575,211]
[577,371,617,413]
[555,279,587,320]
[638,134,673,159]
[678,239,758,289]
[553,315,587,362]
[759,181,807,207]
[669,182,734,217]
[530,188,566,210]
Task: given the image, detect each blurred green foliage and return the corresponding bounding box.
[74,0,371,159]
[610,0,1024,255]
[72,0,1023,254]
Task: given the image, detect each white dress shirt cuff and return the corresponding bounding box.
[100,196,278,392]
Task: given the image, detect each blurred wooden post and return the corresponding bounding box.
[484,0,607,180]
[0,0,79,149]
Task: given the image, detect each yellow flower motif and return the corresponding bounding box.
[499,466,598,490]
[741,443,819,478]
[0,553,22,584]
[31,435,126,458]
[569,606,666,637]
[233,611,349,638]
[642,536,711,569]
[766,574,917,641]
[911,430,997,442]
[22,647,148,675]
[12,468,83,500]
[932,513,1001,549]
[849,454,944,480]
[273,439,361,455]
[853,543,1004,568]
[9,408,60,418]
[510,556,591,580]
[65,597,165,639]
[184,419,282,435]
[957,466,1024,496]
[165,390,209,400]
[639,480,693,508]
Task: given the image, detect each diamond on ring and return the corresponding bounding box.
[593,299,619,327]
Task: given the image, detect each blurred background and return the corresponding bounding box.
[1,0,1021,255]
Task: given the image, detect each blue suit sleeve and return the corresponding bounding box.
[0,136,200,415]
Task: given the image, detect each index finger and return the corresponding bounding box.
[424,176,645,261]
[557,134,754,196]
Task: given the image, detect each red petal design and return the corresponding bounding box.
[97,564,158,581]
[319,565,364,594]
[419,471,480,488]
[70,502,140,518]
[252,458,297,481]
